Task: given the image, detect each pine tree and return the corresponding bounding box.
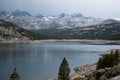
[114,50,120,65]
[58,57,70,80]
[96,57,103,70]
[9,67,20,80]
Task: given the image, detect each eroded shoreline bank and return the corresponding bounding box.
[1,39,120,44]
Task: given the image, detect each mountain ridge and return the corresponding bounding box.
[0,19,49,42]
[33,22,120,40]
[0,10,104,30]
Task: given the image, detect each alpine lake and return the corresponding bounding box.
[0,40,120,80]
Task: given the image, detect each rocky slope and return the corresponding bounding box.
[0,20,49,42]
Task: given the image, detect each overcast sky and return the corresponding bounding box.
[0,0,120,18]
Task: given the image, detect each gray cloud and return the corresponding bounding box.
[0,0,120,18]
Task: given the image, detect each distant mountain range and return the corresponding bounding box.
[0,10,120,40]
[0,10,105,30]
[0,20,49,42]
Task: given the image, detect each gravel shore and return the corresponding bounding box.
[0,39,120,44]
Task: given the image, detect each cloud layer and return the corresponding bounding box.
[0,0,120,18]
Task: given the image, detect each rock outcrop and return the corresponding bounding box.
[87,66,120,80]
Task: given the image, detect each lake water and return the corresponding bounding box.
[0,41,120,80]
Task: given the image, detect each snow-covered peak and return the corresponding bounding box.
[114,17,120,21]
[101,19,119,24]
[11,10,31,17]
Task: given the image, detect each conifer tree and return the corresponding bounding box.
[58,57,70,80]
[114,50,120,65]
[97,57,103,70]
[9,67,20,80]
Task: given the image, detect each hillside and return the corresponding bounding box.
[0,20,49,42]
[34,22,120,40]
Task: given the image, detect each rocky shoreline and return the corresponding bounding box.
[48,63,97,80]
[48,63,120,80]
[48,49,120,80]
[73,63,96,79]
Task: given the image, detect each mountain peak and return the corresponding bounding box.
[0,11,9,16]
[71,13,83,18]
[102,19,119,24]
[12,10,31,17]
[59,13,69,18]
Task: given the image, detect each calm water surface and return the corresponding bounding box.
[0,41,120,80]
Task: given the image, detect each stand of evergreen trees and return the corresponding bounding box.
[97,49,120,70]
